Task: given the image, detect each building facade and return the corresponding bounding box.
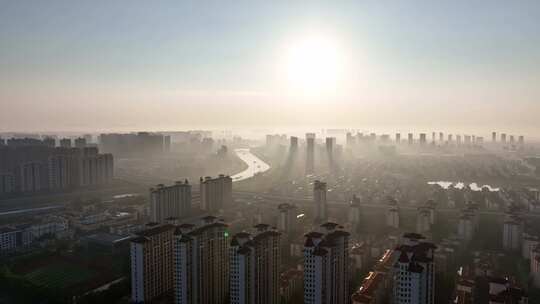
[393,233,436,304]
[304,223,350,304]
[173,216,229,304]
[150,181,192,223]
[130,223,176,303]
[200,175,232,212]
[229,224,281,304]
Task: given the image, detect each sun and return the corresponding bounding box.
[282,35,345,96]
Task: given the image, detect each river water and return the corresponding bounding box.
[428,181,500,192]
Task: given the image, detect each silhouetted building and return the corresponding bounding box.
[200,174,232,212]
[59,138,71,148]
[74,137,87,148]
[150,181,192,223]
[277,203,297,235]
[290,136,298,153]
[313,180,327,224]
[306,133,315,174]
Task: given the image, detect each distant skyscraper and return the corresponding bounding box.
[229,224,281,304]
[306,133,315,174]
[164,135,171,152]
[277,203,297,235]
[439,132,444,143]
[19,162,46,192]
[313,180,327,223]
[408,133,414,145]
[416,208,431,234]
[74,137,87,148]
[492,132,497,143]
[173,216,229,304]
[386,198,400,229]
[458,214,475,241]
[395,133,401,143]
[43,137,55,147]
[325,137,335,170]
[393,233,436,304]
[200,174,232,212]
[131,223,176,303]
[419,133,427,145]
[501,133,507,143]
[48,154,77,190]
[346,132,355,147]
[290,136,298,153]
[150,181,192,223]
[349,195,361,234]
[503,215,523,251]
[519,136,525,145]
[59,138,71,148]
[304,223,350,304]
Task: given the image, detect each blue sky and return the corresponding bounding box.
[1,0,539,133]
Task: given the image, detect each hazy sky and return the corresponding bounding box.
[1,1,539,134]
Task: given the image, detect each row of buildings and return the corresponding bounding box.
[130,217,281,304]
[149,175,233,222]
[130,217,356,304]
[99,132,171,157]
[0,215,70,254]
[0,145,113,195]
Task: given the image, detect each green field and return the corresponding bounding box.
[23,261,97,290]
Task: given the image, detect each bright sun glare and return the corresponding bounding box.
[283,35,345,96]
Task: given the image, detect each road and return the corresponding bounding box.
[231,148,271,182]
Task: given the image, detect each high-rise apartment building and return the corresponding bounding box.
[349,195,361,234]
[59,138,71,148]
[131,223,176,303]
[173,216,229,304]
[304,222,350,304]
[200,174,232,212]
[150,181,192,223]
[313,180,327,224]
[290,136,298,153]
[393,233,436,304]
[277,203,297,235]
[503,215,523,251]
[408,133,414,145]
[386,199,400,229]
[416,208,431,234]
[48,154,78,190]
[306,133,315,174]
[229,224,281,304]
[74,137,87,148]
[19,162,47,192]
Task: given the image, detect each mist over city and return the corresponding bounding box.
[1,1,540,304]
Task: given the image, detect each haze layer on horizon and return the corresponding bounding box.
[1,1,539,135]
